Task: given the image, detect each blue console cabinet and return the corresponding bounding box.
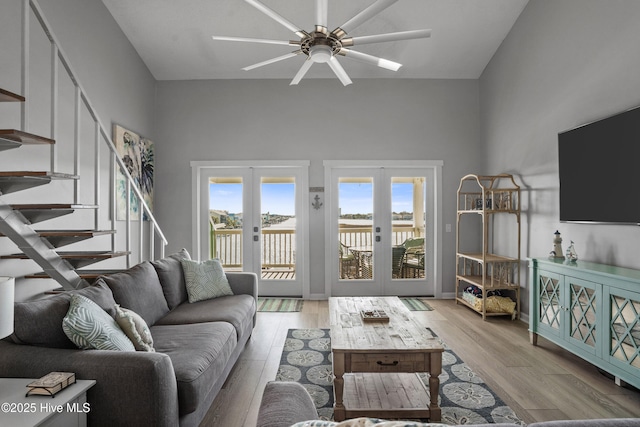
[529,258,640,389]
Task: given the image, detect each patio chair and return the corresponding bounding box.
[401,237,425,278]
[392,246,407,278]
[339,242,357,279]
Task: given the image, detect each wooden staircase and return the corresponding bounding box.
[0,88,127,290]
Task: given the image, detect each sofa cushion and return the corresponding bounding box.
[151,248,190,310]
[151,322,237,415]
[115,305,155,352]
[63,294,135,351]
[98,261,170,326]
[181,258,233,303]
[155,294,256,339]
[11,281,117,349]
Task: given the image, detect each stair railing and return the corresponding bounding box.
[20,0,167,266]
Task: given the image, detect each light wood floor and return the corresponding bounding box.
[200,299,640,426]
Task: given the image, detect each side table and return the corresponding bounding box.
[0,378,95,427]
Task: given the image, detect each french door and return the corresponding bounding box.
[191,161,309,297]
[325,161,441,297]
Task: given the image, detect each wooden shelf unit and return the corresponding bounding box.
[455,174,521,319]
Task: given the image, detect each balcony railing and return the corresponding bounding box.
[209,221,418,271]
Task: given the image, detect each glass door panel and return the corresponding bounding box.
[568,280,597,350]
[339,178,374,280]
[610,292,640,369]
[260,177,296,281]
[209,177,244,270]
[539,273,562,332]
[391,177,426,282]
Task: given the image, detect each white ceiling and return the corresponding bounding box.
[101,0,529,82]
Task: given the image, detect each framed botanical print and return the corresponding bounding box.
[113,124,154,220]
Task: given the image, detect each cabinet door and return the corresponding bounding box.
[536,270,563,338]
[607,286,640,375]
[565,277,601,356]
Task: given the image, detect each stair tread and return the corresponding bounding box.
[2,251,128,260]
[35,230,115,236]
[0,171,78,179]
[0,88,25,102]
[28,269,125,280]
[0,230,114,237]
[11,204,99,210]
[9,204,99,225]
[0,129,54,145]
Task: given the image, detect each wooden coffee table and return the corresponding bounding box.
[329,296,443,422]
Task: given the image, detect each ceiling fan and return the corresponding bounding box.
[212,0,431,86]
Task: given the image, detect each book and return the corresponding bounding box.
[26,372,76,397]
[360,309,390,322]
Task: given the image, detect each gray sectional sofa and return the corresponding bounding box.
[0,249,257,427]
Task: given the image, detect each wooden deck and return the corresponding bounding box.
[261,269,295,280]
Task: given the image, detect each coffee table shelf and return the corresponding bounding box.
[343,372,432,420]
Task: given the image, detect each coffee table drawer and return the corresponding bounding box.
[350,353,426,372]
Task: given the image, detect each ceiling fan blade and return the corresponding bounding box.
[334,0,399,36]
[315,0,328,29]
[243,51,301,71]
[342,29,431,47]
[327,57,353,86]
[212,36,296,46]
[245,0,306,38]
[290,59,314,85]
[339,48,402,72]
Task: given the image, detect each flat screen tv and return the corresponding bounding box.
[558,105,640,225]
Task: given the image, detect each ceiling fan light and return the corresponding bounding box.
[309,45,332,63]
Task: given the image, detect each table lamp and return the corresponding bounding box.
[0,277,15,339]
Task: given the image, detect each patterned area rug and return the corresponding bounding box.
[257,298,304,312]
[276,328,524,425]
[400,297,434,311]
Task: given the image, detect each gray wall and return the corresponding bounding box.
[480,0,640,311]
[0,0,156,300]
[153,79,481,296]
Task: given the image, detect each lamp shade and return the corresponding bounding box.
[0,277,15,339]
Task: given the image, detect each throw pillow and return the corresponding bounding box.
[62,294,135,351]
[290,418,448,427]
[114,304,155,352]
[181,258,233,303]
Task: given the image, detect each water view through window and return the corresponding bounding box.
[338,177,426,281]
[209,177,296,280]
